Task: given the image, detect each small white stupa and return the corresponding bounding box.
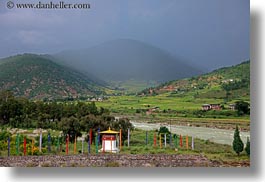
[99,127,120,153]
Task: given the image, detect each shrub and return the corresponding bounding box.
[232,125,244,156]
[235,101,250,116]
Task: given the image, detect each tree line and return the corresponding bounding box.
[0,90,133,143]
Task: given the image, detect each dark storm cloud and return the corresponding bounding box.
[0,0,249,70]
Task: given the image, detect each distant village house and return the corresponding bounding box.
[145,106,160,115]
[201,104,221,111]
[229,104,236,110]
[88,97,103,102]
[202,104,211,111]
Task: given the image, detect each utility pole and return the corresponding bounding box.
[169,119,172,148]
[170,119,171,133]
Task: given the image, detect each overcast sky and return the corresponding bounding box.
[0,0,249,70]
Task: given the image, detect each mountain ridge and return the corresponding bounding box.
[0,54,106,100]
[140,60,250,101]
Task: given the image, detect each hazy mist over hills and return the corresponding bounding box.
[0,0,249,73]
[54,39,204,83]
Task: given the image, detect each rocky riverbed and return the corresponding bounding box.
[130,121,250,146]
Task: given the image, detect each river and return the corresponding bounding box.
[130,121,250,146]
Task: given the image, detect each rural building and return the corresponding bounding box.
[149,89,153,94]
[202,104,211,111]
[146,106,160,115]
[210,104,221,110]
[229,104,236,110]
[161,85,175,91]
[201,104,221,111]
[146,109,153,115]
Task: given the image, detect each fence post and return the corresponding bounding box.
[119,129,122,151]
[74,135,77,154]
[186,135,189,150]
[159,134,162,149]
[31,139,34,155]
[89,129,92,145]
[88,136,90,154]
[146,131,148,146]
[57,136,60,153]
[23,137,26,156]
[170,133,172,148]
[164,133,167,148]
[66,134,69,155]
[175,134,178,149]
[48,133,51,153]
[128,128,130,147]
[39,131,42,153]
[192,136,194,150]
[16,134,19,156]
[8,137,10,157]
[95,133,98,154]
[180,135,183,148]
[154,133,156,148]
[82,137,84,154]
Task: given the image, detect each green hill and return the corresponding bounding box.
[0,54,106,100]
[140,61,250,101]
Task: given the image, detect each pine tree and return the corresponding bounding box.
[245,137,250,157]
[232,125,244,156]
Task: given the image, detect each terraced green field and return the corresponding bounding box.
[94,92,250,131]
[97,94,219,111]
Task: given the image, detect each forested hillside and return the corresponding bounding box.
[140,61,250,101]
[0,54,105,100]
